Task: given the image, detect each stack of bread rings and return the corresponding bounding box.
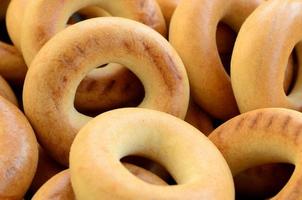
[1,0,302,199]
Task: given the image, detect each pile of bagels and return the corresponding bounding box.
[0,0,301,199]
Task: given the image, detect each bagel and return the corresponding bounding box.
[0,41,27,84]
[23,18,189,166]
[33,164,166,200]
[231,0,302,113]
[0,95,38,199]
[170,0,262,119]
[0,75,18,106]
[70,108,234,199]
[209,108,302,199]
[21,0,166,65]
[6,0,28,51]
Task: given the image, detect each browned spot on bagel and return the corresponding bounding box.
[235,116,246,131]
[123,41,132,51]
[4,166,17,179]
[141,41,182,93]
[74,44,85,56]
[292,124,302,145]
[35,25,49,47]
[248,112,263,129]
[62,76,68,83]
[282,115,292,131]
[265,114,275,129]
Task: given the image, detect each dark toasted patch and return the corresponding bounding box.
[248,112,263,129]
[282,115,292,131]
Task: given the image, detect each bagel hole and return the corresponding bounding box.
[216,22,237,76]
[0,19,12,44]
[74,64,145,117]
[284,49,298,95]
[234,163,294,200]
[121,155,176,185]
[68,6,111,25]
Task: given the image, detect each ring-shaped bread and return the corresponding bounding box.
[0,95,38,199]
[169,0,262,119]
[33,165,167,200]
[231,0,302,113]
[23,18,189,166]
[209,108,302,199]
[21,0,166,65]
[70,108,234,199]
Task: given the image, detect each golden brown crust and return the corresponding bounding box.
[32,164,166,200]
[23,18,189,166]
[21,0,166,65]
[0,75,18,106]
[0,95,38,199]
[70,108,234,199]
[0,41,27,84]
[6,0,29,51]
[170,0,262,119]
[231,0,302,113]
[209,108,302,199]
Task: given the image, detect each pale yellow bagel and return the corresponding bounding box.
[0,75,18,106]
[209,108,302,199]
[21,0,166,65]
[23,18,189,166]
[0,95,38,199]
[33,164,166,200]
[70,108,234,199]
[170,0,262,119]
[232,0,302,113]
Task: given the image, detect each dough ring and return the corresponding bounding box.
[170,0,262,119]
[209,108,302,199]
[70,108,234,199]
[21,0,166,65]
[0,95,38,199]
[23,18,189,166]
[231,0,302,113]
[33,164,166,200]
